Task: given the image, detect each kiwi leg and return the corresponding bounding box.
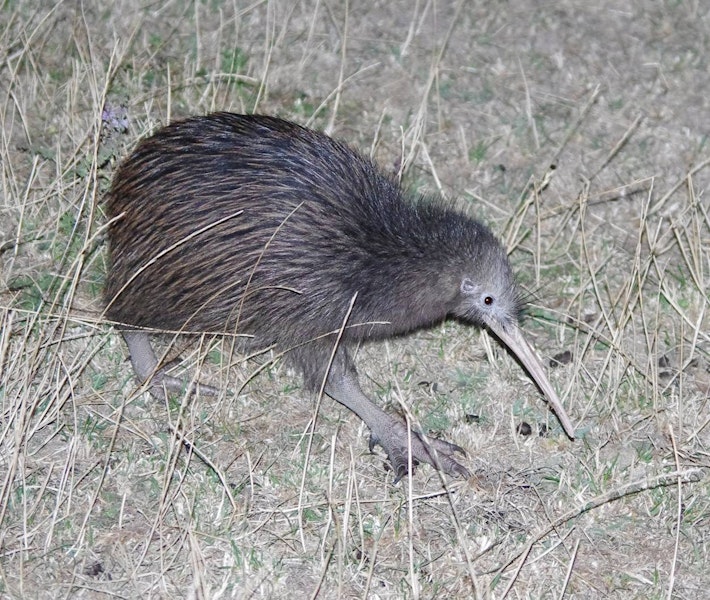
[120,329,218,397]
[324,355,470,481]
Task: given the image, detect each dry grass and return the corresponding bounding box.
[1,1,709,598]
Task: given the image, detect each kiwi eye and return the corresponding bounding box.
[484,296,494,305]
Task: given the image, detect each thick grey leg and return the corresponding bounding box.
[121,329,218,397]
[324,354,470,481]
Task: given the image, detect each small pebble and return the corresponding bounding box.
[550,350,572,368]
[658,354,671,368]
[84,562,104,578]
[516,421,532,436]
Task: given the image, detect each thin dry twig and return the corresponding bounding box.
[493,468,705,586]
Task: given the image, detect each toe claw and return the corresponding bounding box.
[368,434,379,453]
[451,462,471,479]
[392,465,407,484]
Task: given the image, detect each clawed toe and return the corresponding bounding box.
[368,421,470,482]
[144,370,219,398]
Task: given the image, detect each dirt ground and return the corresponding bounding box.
[1,0,709,598]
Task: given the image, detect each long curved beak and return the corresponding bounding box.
[484,319,575,439]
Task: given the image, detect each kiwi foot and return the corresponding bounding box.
[121,329,219,398]
[368,416,470,482]
[142,366,219,400]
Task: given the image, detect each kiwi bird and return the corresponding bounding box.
[104,112,574,480]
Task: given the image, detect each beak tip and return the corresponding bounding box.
[556,413,575,440]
